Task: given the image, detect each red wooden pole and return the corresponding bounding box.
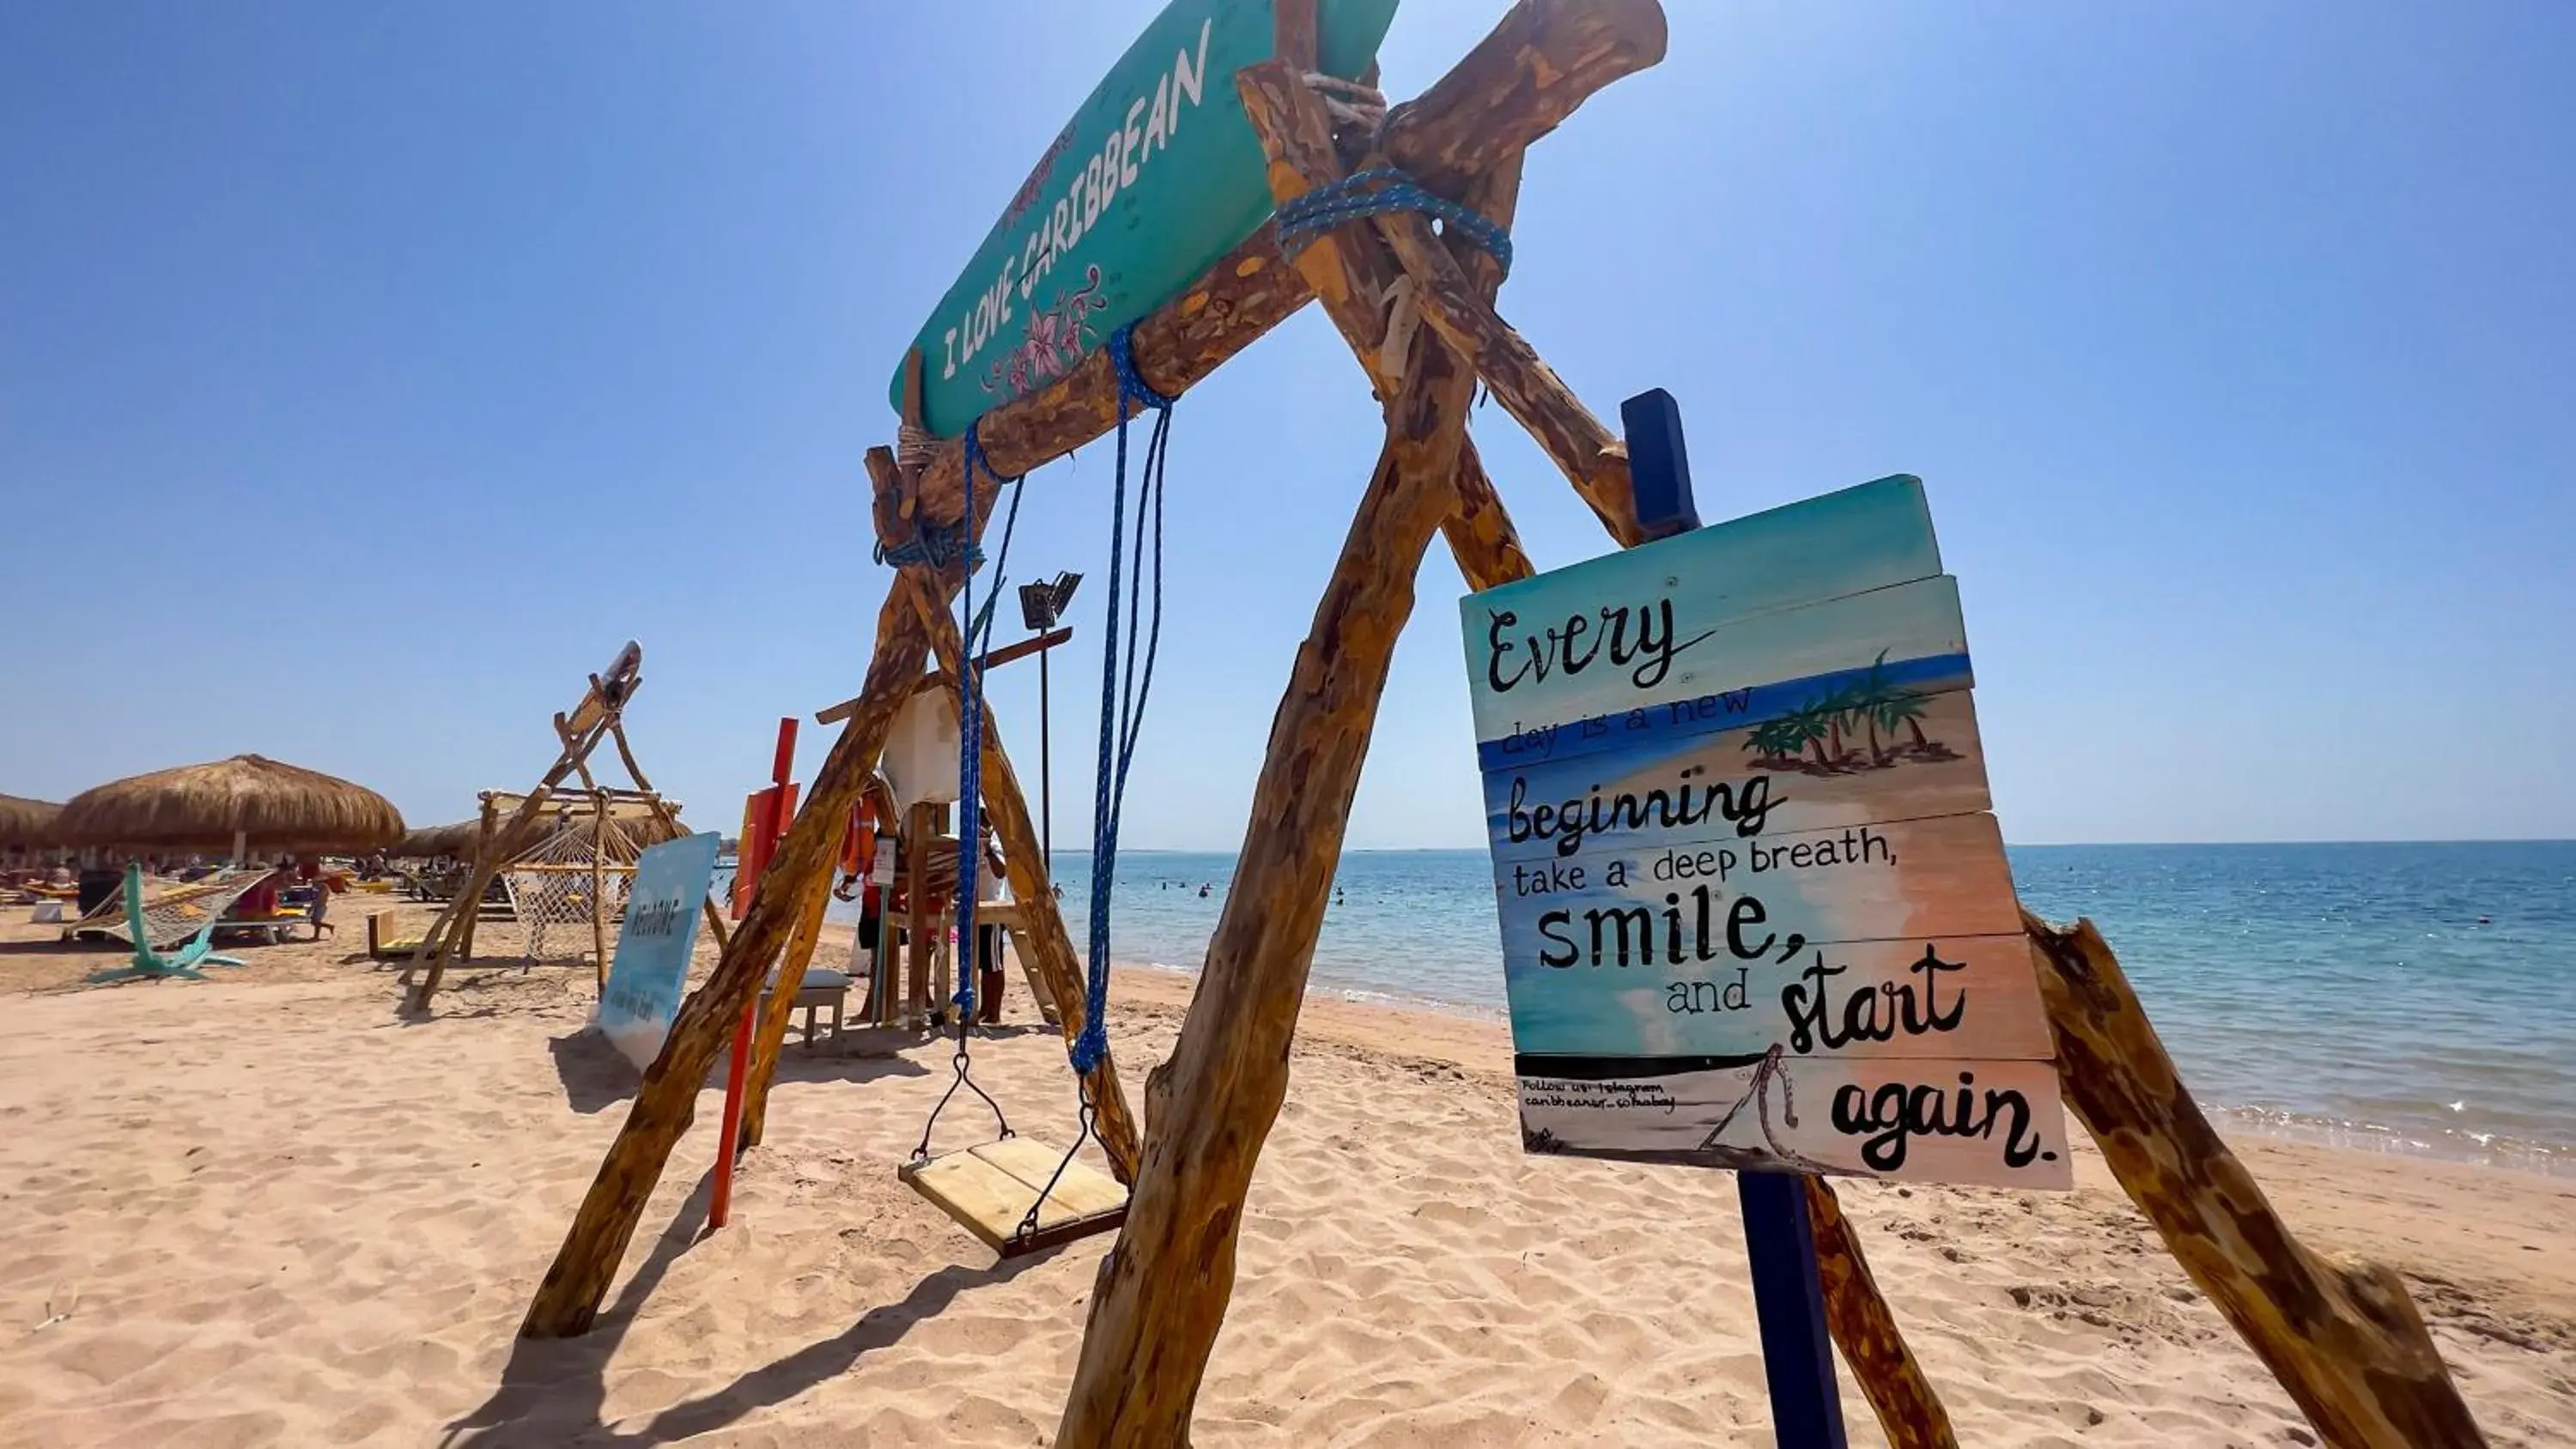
[710,1002,756,1228]
[712,718,799,1230]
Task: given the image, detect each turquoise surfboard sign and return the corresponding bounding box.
[890,0,1401,439]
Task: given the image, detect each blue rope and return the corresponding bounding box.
[949,424,1024,1023]
[1274,167,1512,276]
[872,521,981,571]
[1071,324,1173,1076]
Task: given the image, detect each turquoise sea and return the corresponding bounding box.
[825,841,2576,1176]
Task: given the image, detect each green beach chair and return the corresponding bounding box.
[87,863,246,985]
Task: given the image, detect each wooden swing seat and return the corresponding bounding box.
[899,1135,1127,1258]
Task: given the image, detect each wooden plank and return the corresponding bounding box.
[905,1152,1042,1252]
[816,634,1070,724]
[1504,933,2053,1064]
[1462,470,2069,1200]
[974,1137,1129,1217]
[1484,687,1990,864]
[1468,578,1971,769]
[1462,476,1941,744]
[974,627,1072,671]
[903,1140,1127,1252]
[1517,1054,2072,1189]
[1492,810,2023,974]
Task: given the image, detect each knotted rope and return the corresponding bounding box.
[874,424,1005,570]
[1274,166,1513,276]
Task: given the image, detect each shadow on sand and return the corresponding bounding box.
[440,1167,1055,1446]
[548,1031,641,1115]
[547,1027,934,1116]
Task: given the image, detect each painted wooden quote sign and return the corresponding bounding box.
[890,0,1400,438]
[595,831,723,1071]
[1459,476,2072,1189]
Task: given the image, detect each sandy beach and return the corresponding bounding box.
[3,902,2573,1446]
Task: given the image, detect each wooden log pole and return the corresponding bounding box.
[1377,0,1668,197]
[1273,0,1318,72]
[900,0,1668,530]
[1370,196,1640,543]
[588,790,611,991]
[1054,111,1523,1449]
[1804,1178,1959,1449]
[1236,65,1543,606]
[2023,909,2484,1448]
[1239,60,1409,396]
[734,851,836,1152]
[407,799,496,984]
[1249,65,1953,1446]
[1442,440,1537,590]
[519,581,935,1338]
[1238,57,1643,552]
[903,573,1143,1182]
[405,731,601,1009]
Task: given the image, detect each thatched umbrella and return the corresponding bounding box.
[392,820,481,859]
[57,755,405,859]
[0,794,62,852]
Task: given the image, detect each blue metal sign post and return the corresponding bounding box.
[1618,390,1848,1449]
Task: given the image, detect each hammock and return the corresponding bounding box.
[61,870,270,949]
[497,812,657,959]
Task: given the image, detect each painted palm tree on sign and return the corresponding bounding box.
[1750,651,1953,775]
[1874,686,1935,753]
[1848,652,1899,765]
[1790,705,1836,769]
[1743,717,1804,767]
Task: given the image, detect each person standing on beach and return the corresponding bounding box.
[975,828,1008,1023]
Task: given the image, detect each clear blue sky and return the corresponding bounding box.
[4,1,2570,848]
